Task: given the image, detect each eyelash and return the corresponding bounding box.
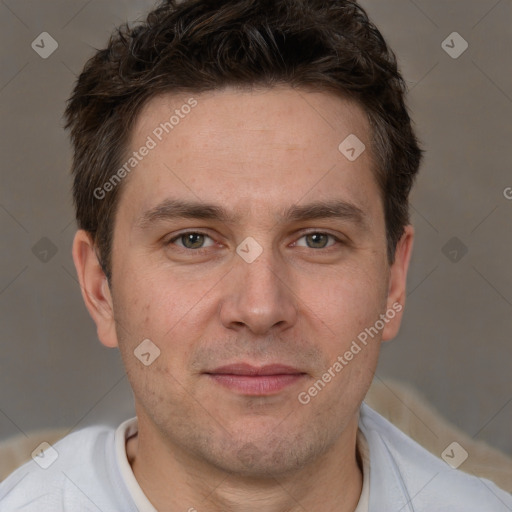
[165,230,345,254]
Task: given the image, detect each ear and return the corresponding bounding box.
[72,229,119,348]
[381,224,414,342]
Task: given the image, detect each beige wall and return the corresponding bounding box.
[1,0,511,457]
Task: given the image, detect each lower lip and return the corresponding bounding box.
[207,374,305,395]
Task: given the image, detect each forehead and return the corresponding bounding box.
[119,86,381,228]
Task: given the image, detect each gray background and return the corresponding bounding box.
[1,0,511,457]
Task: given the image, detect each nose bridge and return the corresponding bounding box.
[238,240,286,302]
[220,239,298,333]
[240,247,282,297]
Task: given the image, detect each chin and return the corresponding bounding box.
[203,427,328,479]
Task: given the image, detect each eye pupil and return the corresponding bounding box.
[182,233,204,249]
[307,233,328,248]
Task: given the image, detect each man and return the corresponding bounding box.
[1,0,511,510]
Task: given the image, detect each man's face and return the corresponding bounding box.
[82,87,410,476]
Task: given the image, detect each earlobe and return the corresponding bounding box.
[72,230,119,348]
[381,225,414,342]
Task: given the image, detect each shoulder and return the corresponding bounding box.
[359,403,512,511]
[0,422,135,512]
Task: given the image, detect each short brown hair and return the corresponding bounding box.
[65,0,422,282]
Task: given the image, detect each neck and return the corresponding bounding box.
[126,415,363,512]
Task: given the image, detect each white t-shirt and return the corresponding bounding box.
[0,416,369,511]
[114,417,370,511]
[2,403,511,511]
[115,417,157,511]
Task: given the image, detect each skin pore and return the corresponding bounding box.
[72,86,414,512]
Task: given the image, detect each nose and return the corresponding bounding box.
[219,247,298,335]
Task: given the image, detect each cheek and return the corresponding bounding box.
[300,262,388,341]
[112,267,216,374]
[114,264,192,333]
[112,286,201,417]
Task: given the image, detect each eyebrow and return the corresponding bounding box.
[135,198,369,230]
